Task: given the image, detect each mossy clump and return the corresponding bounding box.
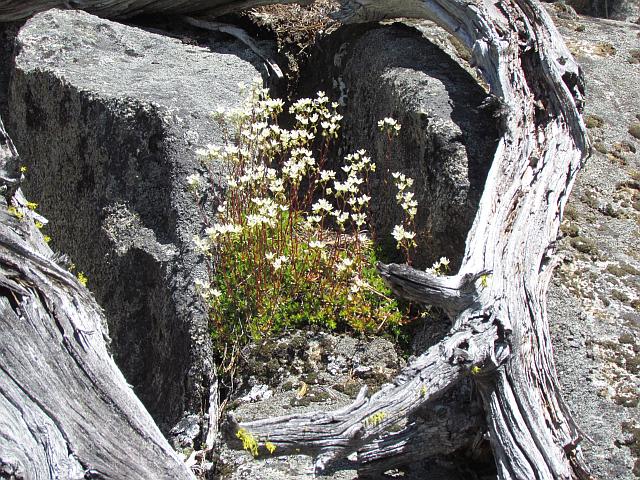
[594,42,616,57]
[612,290,630,303]
[581,191,600,209]
[560,221,580,237]
[570,236,597,254]
[601,203,620,218]
[606,263,640,277]
[564,204,579,220]
[593,142,609,155]
[585,114,604,129]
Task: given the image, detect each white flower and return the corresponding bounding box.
[320,170,336,182]
[309,240,325,249]
[269,178,284,193]
[193,235,210,253]
[332,211,349,225]
[427,257,450,276]
[206,223,242,238]
[247,214,271,228]
[352,212,367,228]
[186,173,202,191]
[357,195,371,206]
[336,257,354,272]
[392,225,415,243]
[312,198,334,213]
[272,255,288,270]
[378,117,402,134]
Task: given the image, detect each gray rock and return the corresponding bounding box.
[299,22,498,270]
[545,8,640,479]
[0,21,24,119]
[6,8,264,437]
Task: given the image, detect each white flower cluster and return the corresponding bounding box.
[206,223,243,238]
[391,224,415,243]
[378,117,402,136]
[392,172,418,220]
[391,171,418,255]
[290,91,343,138]
[265,252,288,271]
[283,148,315,184]
[186,173,202,193]
[336,256,354,273]
[193,82,412,329]
[194,278,222,302]
[426,257,450,276]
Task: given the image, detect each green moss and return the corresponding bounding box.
[612,290,630,303]
[619,333,635,344]
[570,236,597,254]
[585,114,604,129]
[334,379,363,398]
[560,221,580,237]
[593,142,608,155]
[281,381,295,391]
[594,42,616,57]
[364,411,387,427]
[606,263,640,277]
[581,191,600,210]
[564,204,579,220]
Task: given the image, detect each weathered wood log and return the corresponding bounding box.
[0,0,310,21]
[225,1,593,479]
[0,116,194,479]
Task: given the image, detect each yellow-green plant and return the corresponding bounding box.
[364,411,387,427]
[236,428,259,457]
[192,83,420,368]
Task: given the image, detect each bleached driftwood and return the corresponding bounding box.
[224,1,592,479]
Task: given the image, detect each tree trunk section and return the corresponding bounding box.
[0,116,194,479]
[224,1,593,479]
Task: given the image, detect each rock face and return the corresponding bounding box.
[6,8,263,440]
[543,7,640,479]
[299,22,498,269]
